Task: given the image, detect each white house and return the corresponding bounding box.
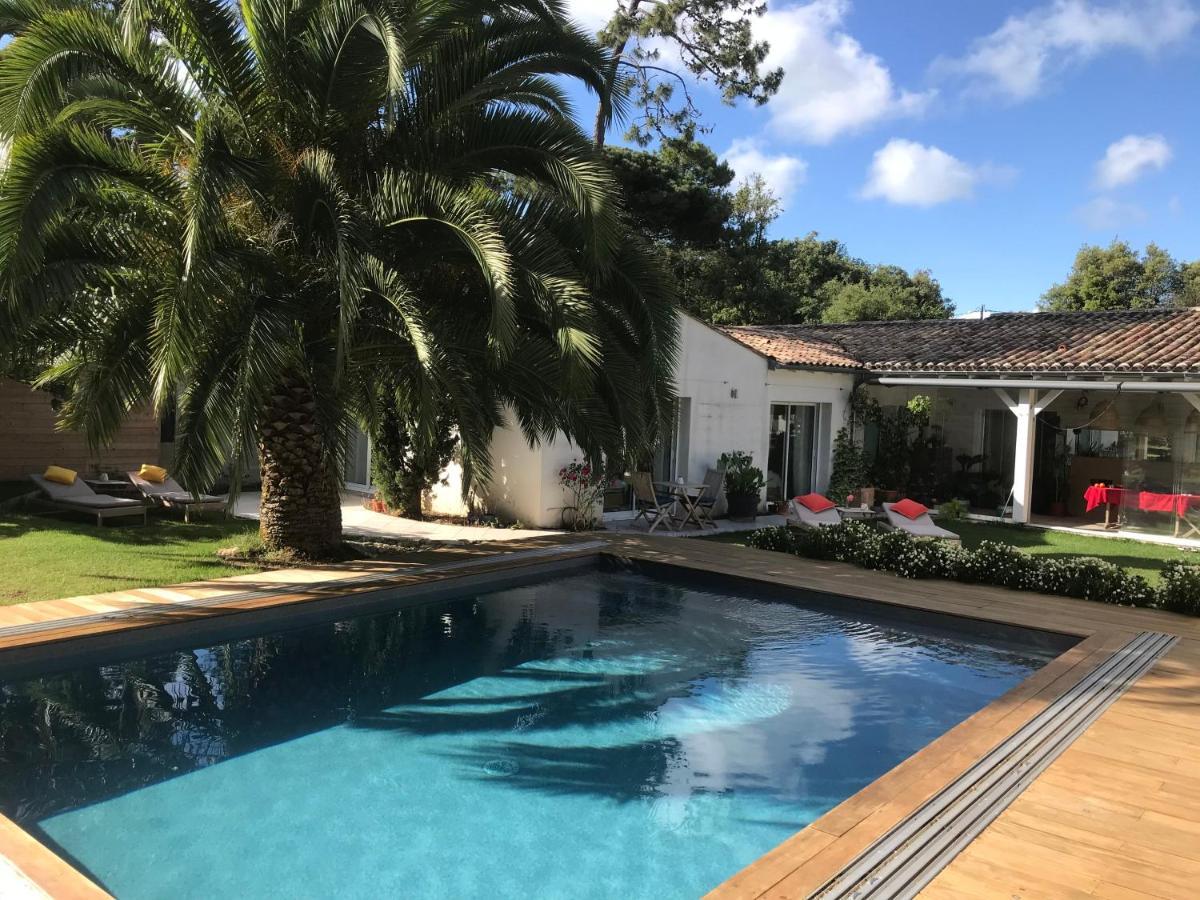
[474,313,854,527]
[356,306,1200,543]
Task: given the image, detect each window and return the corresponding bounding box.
[767,404,817,502]
[982,409,1016,487]
[344,428,371,487]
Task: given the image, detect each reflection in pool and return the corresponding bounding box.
[0,568,1063,898]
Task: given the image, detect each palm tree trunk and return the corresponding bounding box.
[258,378,343,557]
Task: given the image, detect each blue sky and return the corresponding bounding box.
[570,0,1200,313]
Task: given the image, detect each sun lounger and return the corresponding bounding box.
[882,501,960,543]
[787,498,843,528]
[128,470,226,523]
[29,474,147,526]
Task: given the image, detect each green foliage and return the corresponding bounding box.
[827,426,866,504]
[821,268,951,323]
[1158,561,1200,615]
[593,0,783,146]
[0,0,680,552]
[728,173,780,246]
[937,498,970,520]
[1041,241,1199,311]
[745,525,1176,611]
[605,138,956,327]
[868,395,934,492]
[604,138,734,246]
[369,405,457,521]
[717,450,765,497]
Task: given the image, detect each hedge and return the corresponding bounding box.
[744,523,1199,615]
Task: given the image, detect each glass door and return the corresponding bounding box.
[767,404,817,502]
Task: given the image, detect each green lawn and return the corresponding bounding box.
[0,513,262,605]
[705,520,1199,584]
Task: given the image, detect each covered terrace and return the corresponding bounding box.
[726,307,1200,545]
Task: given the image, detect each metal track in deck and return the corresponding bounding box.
[816,629,1179,900]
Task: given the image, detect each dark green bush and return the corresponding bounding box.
[1157,562,1200,615]
[744,523,1189,614]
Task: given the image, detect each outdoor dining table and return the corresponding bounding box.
[1083,484,1200,537]
[654,481,712,530]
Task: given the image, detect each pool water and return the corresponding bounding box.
[0,568,1063,899]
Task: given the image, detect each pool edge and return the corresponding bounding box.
[2,533,1198,898]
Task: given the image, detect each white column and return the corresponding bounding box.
[993,387,1062,524]
[1011,388,1037,524]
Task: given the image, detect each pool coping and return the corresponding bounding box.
[1,532,1199,898]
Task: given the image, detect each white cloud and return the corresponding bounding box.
[758,0,934,144]
[1093,134,1172,189]
[565,0,615,31]
[723,138,808,202]
[936,0,1198,102]
[860,139,1015,207]
[1076,196,1148,229]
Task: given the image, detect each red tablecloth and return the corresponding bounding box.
[1084,485,1200,517]
[1083,484,1127,512]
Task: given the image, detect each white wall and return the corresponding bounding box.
[674,315,772,483]
[765,368,855,495]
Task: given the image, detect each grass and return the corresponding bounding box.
[704,519,1199,584]
[0,512,262,605]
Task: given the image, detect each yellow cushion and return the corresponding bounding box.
[138,464,168,483]
[44,465,77,485]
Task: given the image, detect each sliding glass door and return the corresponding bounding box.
[767,404,817,502]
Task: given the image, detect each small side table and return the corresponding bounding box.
[85,478,140,499]
[837,506,881,522]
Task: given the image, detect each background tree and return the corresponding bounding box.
[0,0,678,557]
[821,267,952,323]
[603,138,733,245]
[592,0,783,146]
[1041,240,1198,310]
[607,139,955,324]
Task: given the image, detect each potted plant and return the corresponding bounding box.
[718,451,765,520]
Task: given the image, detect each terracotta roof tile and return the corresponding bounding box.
[722,308,1200,374]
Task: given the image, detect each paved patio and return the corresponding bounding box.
[234,491,785,542]
[233,492,557,542]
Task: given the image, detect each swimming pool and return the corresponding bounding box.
[0,564,1069,898]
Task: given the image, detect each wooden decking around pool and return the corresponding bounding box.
[1,532,1198,898]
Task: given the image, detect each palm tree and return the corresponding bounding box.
[0,0,678,556]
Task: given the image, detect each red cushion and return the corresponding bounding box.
[796,493,836,513]
[891,498,928,520]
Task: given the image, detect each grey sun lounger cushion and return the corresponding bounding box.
[787,499,843,528]
[29,474,147,525]
[882,502,960,542]
[128,472,223,503]
[30,474,143,507]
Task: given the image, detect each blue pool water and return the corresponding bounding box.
[0,568,1064,898]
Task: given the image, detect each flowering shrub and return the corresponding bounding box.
[744,524,1194,614]
[958,541,1038,589]
[557,460,606,531]
[1157,562,1200,615]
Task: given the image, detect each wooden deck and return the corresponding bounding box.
[0,532,1197,898]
